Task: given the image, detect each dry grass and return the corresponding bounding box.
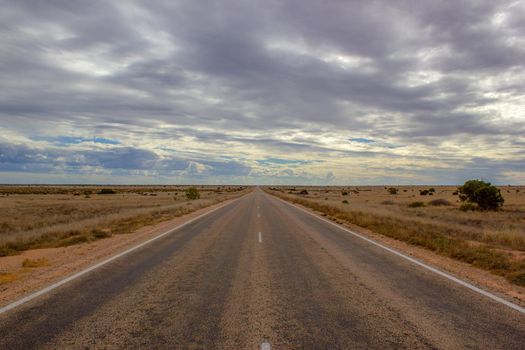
[0,272,19,285]
[265,185,525,286]
[0,185,248,256]
[22,258,50,268]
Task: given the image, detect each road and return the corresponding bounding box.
[1,189,524,349]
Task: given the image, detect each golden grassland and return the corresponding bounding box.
[265,185,525,286]
[0,185,248,256]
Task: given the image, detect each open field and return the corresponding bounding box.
[264,185,525,286]
[0,185,248,256]
[1,190,524,349]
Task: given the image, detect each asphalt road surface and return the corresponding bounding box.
[1,189,524,349]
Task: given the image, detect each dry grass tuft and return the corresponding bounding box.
[408,201,425,208]
[22,258,50,268]
[428,198,451,206]
[0,272,19,284]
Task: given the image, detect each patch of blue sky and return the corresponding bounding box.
[349,138,375,143]
[92,137,120,145]
[257,157,311,166]
[349,137,403,149]
[33,136,120,145]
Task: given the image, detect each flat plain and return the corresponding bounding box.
[1,189,524,349]
[0,185,246,256]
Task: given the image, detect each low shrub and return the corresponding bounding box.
[342,199,349,204]
[449,246,510,270]
[299,189,309,195]
[185,187,200,200]
[57,235,90,247]
[408,201,425,208]
[98,188,116,194]
[22,258,50,268]
[459,203,477,212]
[507,271,525,286]
[388,187,398,195]
[91,229,111,239]
[381,200,395,205]
[428,199,451,206]
[420,188,436,196]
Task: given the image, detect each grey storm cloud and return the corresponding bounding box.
[0,0,524,184]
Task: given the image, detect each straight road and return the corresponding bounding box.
[1,189,524,349]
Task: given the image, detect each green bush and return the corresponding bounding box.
[458,180,504,211]
[185,187,200,200]
[419,188,436,196]
[408,201,425,208]
[342,199,349,204]
[98,188,116,194]
[388,187,398,195]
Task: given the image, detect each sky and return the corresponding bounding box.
[1,0,524,185]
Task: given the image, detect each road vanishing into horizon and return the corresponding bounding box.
[1,189,524,349]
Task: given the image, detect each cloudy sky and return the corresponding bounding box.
[1,0,524,185]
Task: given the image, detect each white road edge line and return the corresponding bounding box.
[0,197,242,315]
[258,232,262,243]
[272,195,525,315]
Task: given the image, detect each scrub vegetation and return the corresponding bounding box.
[265,185,525,286]
[22,258,50,268]
[0,185,247,256]
[185,187,201,200]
